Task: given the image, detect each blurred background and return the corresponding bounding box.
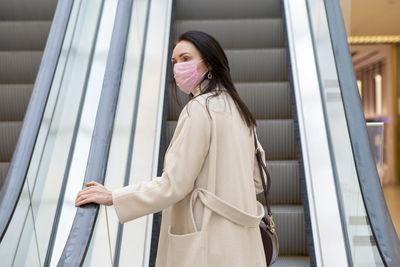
[340,0,400,236]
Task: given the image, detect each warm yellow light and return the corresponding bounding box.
[357,80,362,98]
[375,74,382,115]
[348,35,400,44]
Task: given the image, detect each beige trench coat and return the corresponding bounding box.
[112,89,268,267]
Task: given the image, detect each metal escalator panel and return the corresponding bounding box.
[304,0,399,265]
[107,0,173,265]
[81,0,152,265]
[73,0,173,266]
[50,0,173,264]
[0,0,116,265]
[284,0,400,265]
[48,0,119,265]
[283,0,348,265]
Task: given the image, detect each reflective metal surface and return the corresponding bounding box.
[79,0,173,265]
[305,0,387,265]
[84,0,172,266]
[116,0,173,265]
[83,0,149,265]
[49,0,118,265]
[283,0,348,265]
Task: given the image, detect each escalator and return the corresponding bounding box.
[0,0,115,265]
[0,0,399,266]
[0,0,57,190]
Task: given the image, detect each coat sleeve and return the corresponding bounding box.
[253,131,267,195]
[111,100,211,223]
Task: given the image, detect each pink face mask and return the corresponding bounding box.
[173,59,207,94]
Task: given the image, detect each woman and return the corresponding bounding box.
[75,30,268,267]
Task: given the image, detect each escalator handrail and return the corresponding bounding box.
[57,0,133,265]
[323,0,400,265]
[0,0,74,242]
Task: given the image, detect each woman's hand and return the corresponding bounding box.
[75,181,113,207]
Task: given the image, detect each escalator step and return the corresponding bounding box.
[176,0,281,20]
[175,18,284,49]
[269,205,308,256]
[256,160,301,205]
[226,49,288,82]
[0,121,21,161]
[167,82,292,120]
[255,119,296,160]
[0,51,43,83]
[0,21,52,51]
[236,82,291,119]
[274,256,310,267]
[0,84,33,121]
[0,162,9,192]
[0,0,57,21]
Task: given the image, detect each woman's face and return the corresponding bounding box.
[171,40,208,74]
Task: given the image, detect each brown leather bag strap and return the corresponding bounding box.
[253,127,272,219]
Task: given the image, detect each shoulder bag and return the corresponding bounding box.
[253,128,279,266]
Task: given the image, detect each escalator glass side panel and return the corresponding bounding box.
[49,0,119,264]
[115,0,174,265]
[0,0,108,265]
[12,186,41,267]
[82,0,149,265]
[282,0,348,265]
[306,0,386,265]
[35,0,105,262]
[0,0,73,243]
[83,0,174,265]
[0,0,83,263]
[0,182,33,266]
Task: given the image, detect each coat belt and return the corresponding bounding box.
[190,188,265,228]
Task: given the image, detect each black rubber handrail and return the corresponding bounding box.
[57,0,133,265]
[0,0,74,242]
[323,0,400,265]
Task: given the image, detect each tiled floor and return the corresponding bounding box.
[382,184,400,237]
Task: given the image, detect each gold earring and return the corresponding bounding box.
[207,72,212,79]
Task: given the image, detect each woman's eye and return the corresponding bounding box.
[183,57,189,62]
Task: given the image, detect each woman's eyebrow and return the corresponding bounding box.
[171,52,191,61]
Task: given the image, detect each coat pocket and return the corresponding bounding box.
[166,225,207,267]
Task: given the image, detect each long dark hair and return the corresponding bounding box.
[172,30,256,135]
